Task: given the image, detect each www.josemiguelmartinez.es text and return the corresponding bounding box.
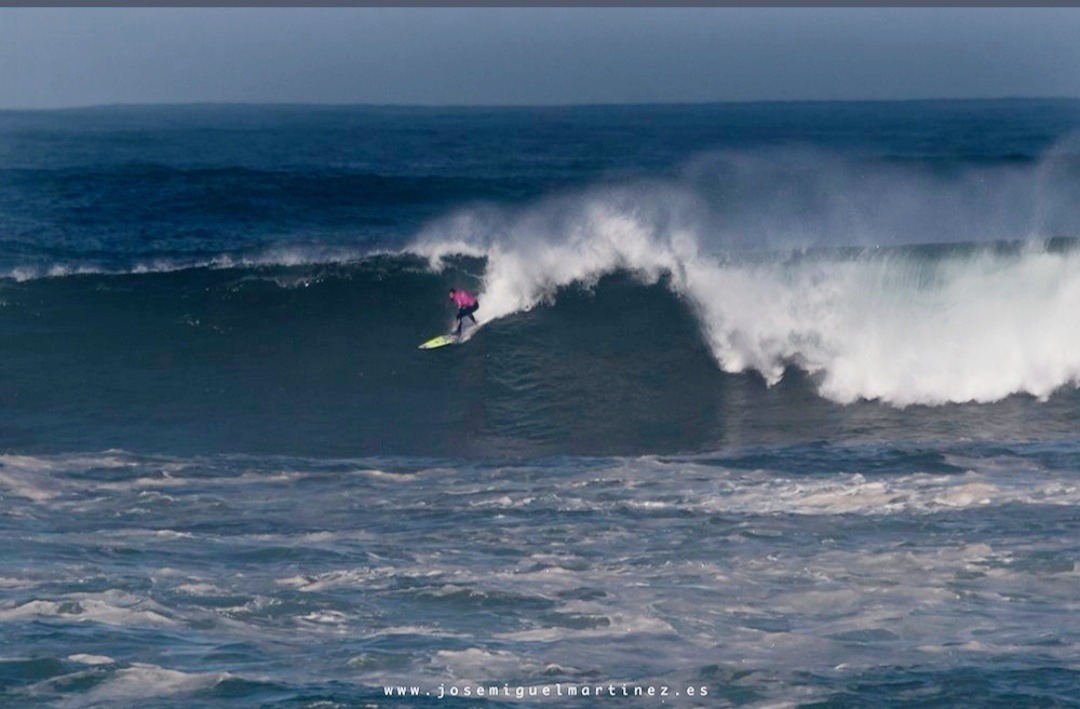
[384,682,711,700]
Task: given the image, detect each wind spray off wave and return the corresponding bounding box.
[410,152,1080,407]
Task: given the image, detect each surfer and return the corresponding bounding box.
[449,288,479,337]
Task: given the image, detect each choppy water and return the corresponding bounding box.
[2,446,1078,707]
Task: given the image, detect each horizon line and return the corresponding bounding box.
[3,95,1080,113]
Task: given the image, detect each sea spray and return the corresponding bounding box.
[412,178,1080,405]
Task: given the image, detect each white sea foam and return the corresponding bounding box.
[700,469,1080,516]
[0,576,35,589]
[0,470,59,502]
[431,648,530,680]
[369,624,469,638]
[0,590,178,628]
[277,566,405,592]
[407,145,1080,406]
[174,582,229,596]
[56,664,229,708]
[299,610,349,626]
[67,654,114,666]
[411,195,1080,406]
[0,452,136,502]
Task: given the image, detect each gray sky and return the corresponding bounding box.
[3,8,1080,109]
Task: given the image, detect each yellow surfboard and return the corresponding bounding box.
[418,334,458,350]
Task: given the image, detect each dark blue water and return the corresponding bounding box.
[1,101,1079,707]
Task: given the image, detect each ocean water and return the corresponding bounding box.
[1,101,1079,706]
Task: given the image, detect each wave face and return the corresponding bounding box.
[1,248,1079,458]
[3,101,1080,457]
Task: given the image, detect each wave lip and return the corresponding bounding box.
[0,243,386,282]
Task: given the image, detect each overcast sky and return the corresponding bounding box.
[3,8,1080,109]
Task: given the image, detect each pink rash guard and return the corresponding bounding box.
[450,290,477,308]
